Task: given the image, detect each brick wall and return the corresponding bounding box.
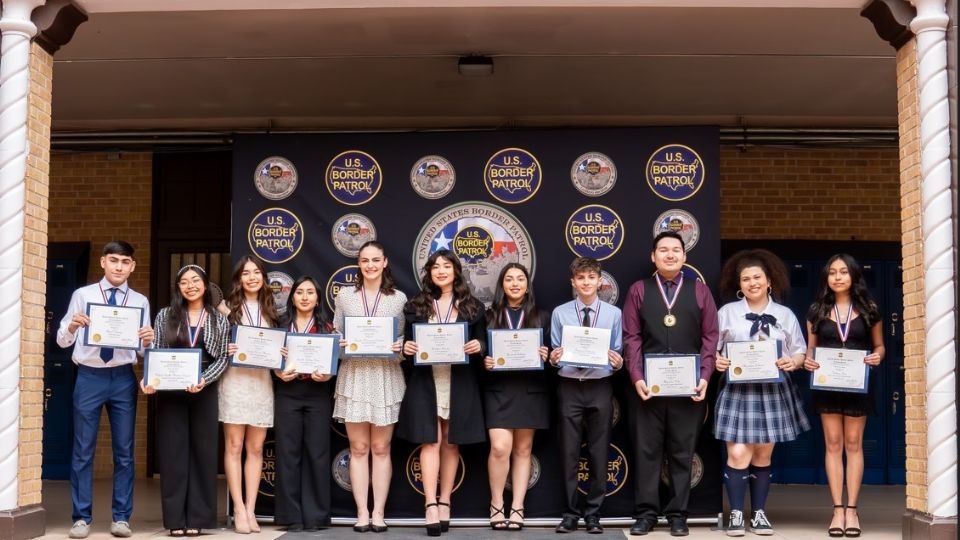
[720,146,901,242]
[895,39,926,514]
[48,152,153,479]
[19,42,53,508]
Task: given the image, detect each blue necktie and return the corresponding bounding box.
[99,287,117,362]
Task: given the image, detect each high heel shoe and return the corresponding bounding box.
[828,505,845,538]
[248,511,261,533]
[437,500,451,532]
[233,511,251,535]
[844,506,861,537]
[425,503,441,537]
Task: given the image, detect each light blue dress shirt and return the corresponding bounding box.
[550,297,622,380]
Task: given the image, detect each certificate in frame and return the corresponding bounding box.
[143,348,202,390]
[810,347,870,394]
[343,316,397,358]
[724,339,784,384]
[284,332,340,375]
[487,328,544,371]
[412,322,468,365]
[230,325,286,370]
[83,303,144,350]
[644,353,701,397]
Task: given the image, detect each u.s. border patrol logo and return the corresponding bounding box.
[571,271,619,305]
[332,449,352,492]
[565,205,624,261]
[682,263,705,283]
[483,148,542,204]
[406,445,465,496]
[248,208,304,264]
[325,265,360,311]
[645,144,705,201]
[505,454,542,492]
[325,150,382,205]
[254,156,298,200]
[331,213,377,258]
[267,272,293,314]
[571,152,617,197]
[257,440,276,498]
[413,202,535,305]
[411,155,456,199]
[653,209,700,252]
[576,443,628,497]
[661,452,704,488]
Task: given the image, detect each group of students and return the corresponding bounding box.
[58,232,884,539]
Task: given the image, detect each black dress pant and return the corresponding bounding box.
[273,381,332,528]
[628,391,706,522]
[156,384,219,530]
[557,377,613,519]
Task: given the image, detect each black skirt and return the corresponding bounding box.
[483,374,550,429]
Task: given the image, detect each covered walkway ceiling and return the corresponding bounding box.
[55,1,896,132]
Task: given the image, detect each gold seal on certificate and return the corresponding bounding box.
[343,316,396,357]
[413,322,467,365]
[488,328,543,371]
[724,340,783,384]
[84,303,144,350]
[284,333,339,375]
[231,325,285,369]
[811,347,869,393]
[558,325,611,369]
[644,353,700,396]
[144,349,202,390]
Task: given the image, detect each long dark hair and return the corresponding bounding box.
[354,240,398,295]
[807,253,880,327]
[163,264,216,348]
[719,249,790,302]
[280,276,331,332]
[225,255,278,327]
[408,249,483,321]
[487,263,540,329]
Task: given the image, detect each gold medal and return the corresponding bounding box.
[663,313,677,327]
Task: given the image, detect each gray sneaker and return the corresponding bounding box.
[750,510,774,536]
[110,520,133,538]
[68,520,90,539]
[726,510,745,537]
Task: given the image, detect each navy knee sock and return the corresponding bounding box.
[749,465,772,512]
[723,466,750,511]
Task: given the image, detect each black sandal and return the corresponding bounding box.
[169,530,185,537]
[425,503,441,537]
[828,505,845,538]
[489,504,508,530]
[844,506,861,537]
[507,508,524,530]
[185,529,200,537]
[437,500,451,532]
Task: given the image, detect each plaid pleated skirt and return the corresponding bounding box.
[714,376,811,443]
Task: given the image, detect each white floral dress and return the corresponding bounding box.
[218,301,274,427]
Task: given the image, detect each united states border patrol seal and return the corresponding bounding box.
[325,150,382,206]
[325,265,360,311]
[267,271,294,315]
[570,152,617,197]
[483,148,542,204]
[645,144,705,201]
[577,443,629,496]
[653,209,700,252]
[410,155,456,199]
[331,213,377,258]
[565,205,624,261]
[332,449,352,492]
[254,156,298,200]
[248,207,304,264]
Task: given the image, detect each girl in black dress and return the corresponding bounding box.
[273,276,334,532]
[142,265,230,537]
[803,254,884,538]
[482,263,549,531]
[400,249,487,536]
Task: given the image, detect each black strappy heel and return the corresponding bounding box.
[844,506,861,537]
[437,500,451,532]
[425,503,441,537]
[489,504,508,530]
[828,505,845,538]
[507,508,525,530]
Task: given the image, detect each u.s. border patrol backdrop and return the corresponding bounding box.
[231,128,722,520]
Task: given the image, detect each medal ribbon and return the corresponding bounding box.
[361,288,383,317]
[99,283,131,306]
[242,302,261,327]
[290,317,315,334]
[655,273,684,315]
[504,308,525,330]
[433,297,455,324]
[833,303,853,346]
[575,300,600,328]
[187,308,208,347]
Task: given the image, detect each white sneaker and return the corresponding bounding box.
[68,520,90,539]
[110,520,133,538]
[726,510,745,537]
[750,510,774,536]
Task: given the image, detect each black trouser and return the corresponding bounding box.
[273,383,332,528]
[156,384,219,530]
[628,391,706,522]
[557,377,613,519]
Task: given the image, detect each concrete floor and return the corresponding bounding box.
[38,479,905,539]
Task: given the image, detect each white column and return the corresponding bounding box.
[911,0,958,520]
[0,0,44,511]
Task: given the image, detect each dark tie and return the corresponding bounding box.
[581,306,592,327]
[99,287,117,362]
[664,280,675,302]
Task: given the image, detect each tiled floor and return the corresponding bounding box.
[38,480,904,539]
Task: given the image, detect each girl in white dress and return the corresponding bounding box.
[332,241,407,532]
[219,255,278,534]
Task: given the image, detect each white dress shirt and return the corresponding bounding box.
[716,298,806,357]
